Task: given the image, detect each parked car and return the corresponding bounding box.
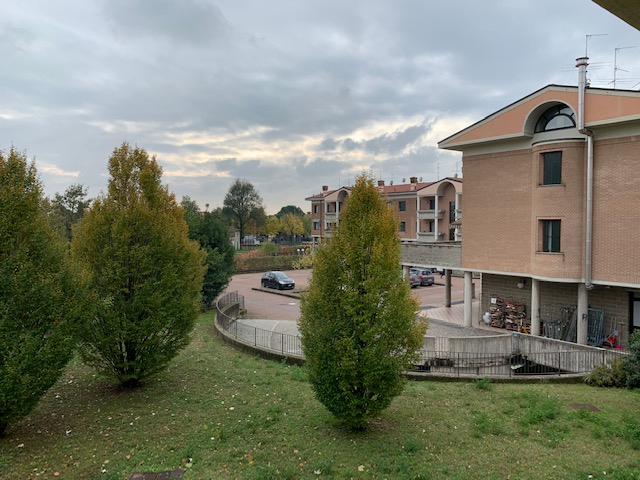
[261,271,295,290]
[407,273,421,288]
[410,268,435,286]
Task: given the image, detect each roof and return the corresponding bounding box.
[438,84,640,151]
[593,0,640,30]
[306,177,462,201]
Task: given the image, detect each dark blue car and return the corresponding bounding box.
[261,271,295,290]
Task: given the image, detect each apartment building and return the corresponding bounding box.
[439,60,640,345]
[306,176,462,246]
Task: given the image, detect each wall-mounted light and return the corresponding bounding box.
[517,278,526,289]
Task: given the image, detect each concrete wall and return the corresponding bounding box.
[401,241,461,269]
[422,332,624,374]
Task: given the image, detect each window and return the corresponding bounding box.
[429,198,435,210]
[399,201,406,212]
[313,205,319,214]
[313,221,320,230]
[535,104,576,132]
[541,220,561,252]
[399,221,406,233]
[543,151,562,185]
[428,220,434,233]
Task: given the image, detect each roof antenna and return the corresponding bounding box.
[614,45,636,89]
[585,33,607,58]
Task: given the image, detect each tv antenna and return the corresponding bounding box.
[585,33,607,57]
[614,45,636,89]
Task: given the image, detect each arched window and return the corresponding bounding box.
[534,104,576,132]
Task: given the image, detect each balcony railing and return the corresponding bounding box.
[418,209,444,220]
[417,232,437,241]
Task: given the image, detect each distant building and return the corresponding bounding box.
[306,176,462,246]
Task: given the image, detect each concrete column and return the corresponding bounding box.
[444,269,452,307]
[531,278,541,336]
[434,196,439,240]
[464,271,473,327]
[577,283,589,345]
[402,265,410,279]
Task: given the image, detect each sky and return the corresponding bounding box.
[2,1,640,214]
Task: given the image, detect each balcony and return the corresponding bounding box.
[325,211,338,222]
[418,209,444,220]
[417,232,437,242]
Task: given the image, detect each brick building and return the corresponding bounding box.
[439,59,640,345]
[306,176,462,246]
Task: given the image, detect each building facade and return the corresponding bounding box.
[306,177,462,246]
[439,65,640,346]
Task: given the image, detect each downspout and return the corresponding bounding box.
[576,57,594,289]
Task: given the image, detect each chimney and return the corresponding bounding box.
[322,185,328,192]
[410,176,418,184]
[377,180,385,186]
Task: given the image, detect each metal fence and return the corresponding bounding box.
[413,348,624,377]
[215,291,302,356]
[215,291,625,377]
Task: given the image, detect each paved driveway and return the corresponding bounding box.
[225,270,504,338]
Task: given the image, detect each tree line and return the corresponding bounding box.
[2,141,431,436]
[1,143,242,434]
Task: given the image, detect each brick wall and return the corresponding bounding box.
[462,148,532,272]
[592,136,640,285]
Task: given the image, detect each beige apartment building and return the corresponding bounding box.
[306,176,462,245]
[439,59,640,345]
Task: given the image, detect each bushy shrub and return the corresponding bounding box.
[292,252,314,270]
[260,241,278,256]
[585,359,628,388]
[624,331,640,389]
[234,254,297,273]
[279,245,309,256]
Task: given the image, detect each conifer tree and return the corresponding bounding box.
[0,147,85,435]
[299,174,427,429]
[71,143,205,388]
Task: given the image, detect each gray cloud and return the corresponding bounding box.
[2,0,639,213]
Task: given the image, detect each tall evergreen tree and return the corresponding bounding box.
[71,143,206,388]
[0,147,86,435]
[299,174,427,429]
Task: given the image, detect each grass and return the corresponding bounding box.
[1,313,640,479]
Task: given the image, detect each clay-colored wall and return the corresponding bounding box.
[461,149,532,272]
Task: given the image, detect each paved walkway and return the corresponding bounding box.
[237,298,506,339]
[226,271,507,343]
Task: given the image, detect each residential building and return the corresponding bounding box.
[306,177,462,246]
[439,60,640,345]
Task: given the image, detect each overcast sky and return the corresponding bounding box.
[3,1,640,214]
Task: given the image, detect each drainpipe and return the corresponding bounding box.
[576,57,594,289]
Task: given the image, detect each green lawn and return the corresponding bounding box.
[1,313,639,479]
